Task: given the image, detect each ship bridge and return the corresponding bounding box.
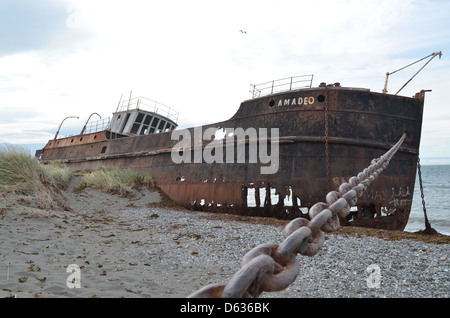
[109,96,178,136]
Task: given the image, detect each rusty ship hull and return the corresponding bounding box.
[38,86,425,230]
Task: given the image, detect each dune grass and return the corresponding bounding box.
[0,146,75,192]
[0,145,70,210]
[0,145,43,195]
[1,145,156,210]
[41,162,74,189]
[78,167,156,197]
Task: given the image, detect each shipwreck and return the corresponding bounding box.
[36,52,442,230]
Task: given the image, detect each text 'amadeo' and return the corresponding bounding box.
[278,96,315,107]
[171,127,279,175]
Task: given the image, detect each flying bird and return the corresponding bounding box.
[239,30,247,34]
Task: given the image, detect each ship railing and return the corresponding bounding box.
[250,74,314,98]
[116,96,179,124]
[83,117,111,134]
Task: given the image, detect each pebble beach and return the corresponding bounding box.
[0,180,449,299]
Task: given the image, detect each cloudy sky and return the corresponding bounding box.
[1,0,449,164]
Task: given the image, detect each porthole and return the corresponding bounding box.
[317,95,326,103]
[269,100,275,107]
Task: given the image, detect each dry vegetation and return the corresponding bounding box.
[0,145,159,209]
[0,145,69,210]
[75,167,157,197]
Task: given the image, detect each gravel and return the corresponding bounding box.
[120,207,449,298]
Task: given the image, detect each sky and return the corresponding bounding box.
[0,0,450,164]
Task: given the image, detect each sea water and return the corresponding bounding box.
[405,165,450,235]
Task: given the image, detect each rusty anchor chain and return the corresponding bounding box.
[188,133,407,298]
[417,157,435,233]
[324,87,330,189]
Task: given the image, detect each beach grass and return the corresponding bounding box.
[40,162,74,189]
[0,145,156,195]
[0,145,70,210]
[0,145,43,195]
[77,167,156,197]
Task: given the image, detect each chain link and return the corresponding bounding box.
[189,133,407,298]
[417,157,432,231]
[324,87,330,189]
[417,157,427,215]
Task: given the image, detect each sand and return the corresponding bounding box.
[0,177,166,298]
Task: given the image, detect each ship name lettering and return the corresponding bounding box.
[278,96,315,107]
